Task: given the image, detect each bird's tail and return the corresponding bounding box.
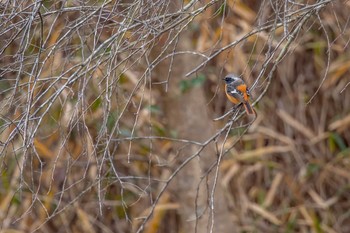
[243,102,255,115]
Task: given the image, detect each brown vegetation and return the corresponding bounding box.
[0,0,349,232]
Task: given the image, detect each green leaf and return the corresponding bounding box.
[306,163,320,177]
[179,74,206,93]
[119,73,129,84]
[146,105,161,114]
[329,132,347,152]
[91,97,102,111]
[285,216,297,233]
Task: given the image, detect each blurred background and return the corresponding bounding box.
[0,0,349,232]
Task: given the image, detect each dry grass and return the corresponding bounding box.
[0,0,349,232]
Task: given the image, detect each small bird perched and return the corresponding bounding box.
[223,74,254,115]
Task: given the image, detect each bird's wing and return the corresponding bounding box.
[226,85,244,102]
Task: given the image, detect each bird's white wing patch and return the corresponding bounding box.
[230,89,238,94]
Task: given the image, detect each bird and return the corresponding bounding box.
[223,74,255,115]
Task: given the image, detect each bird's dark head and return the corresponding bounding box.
[223,74,239,84]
